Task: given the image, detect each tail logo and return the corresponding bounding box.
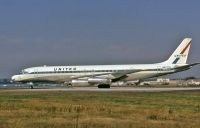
[172,42,191,64]
[180,42,191,54]
[172,58,180,64]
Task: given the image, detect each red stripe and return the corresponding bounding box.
[180,42,191,54]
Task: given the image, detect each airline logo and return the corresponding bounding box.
[172,57,180,64]
[172,42,191,64]
[180,41,191,54]
[54,67,77,71]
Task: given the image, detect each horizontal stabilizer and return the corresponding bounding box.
[174,63,200,70]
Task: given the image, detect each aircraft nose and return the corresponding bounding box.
[11,75,20,82]
[11,75,16,81]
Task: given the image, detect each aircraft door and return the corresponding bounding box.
[157,66,162,73]
[34,69,38,77]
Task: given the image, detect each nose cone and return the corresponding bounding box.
[11,75,21,82]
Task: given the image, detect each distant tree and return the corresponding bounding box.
[0,78,11,84]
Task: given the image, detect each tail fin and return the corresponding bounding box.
[163,38,192,64]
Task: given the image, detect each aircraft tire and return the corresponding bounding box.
[98,84,110,88]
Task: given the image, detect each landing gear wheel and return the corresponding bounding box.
[135,80,142,86]
[98,84,110,88]
[64,82,72,87]
[67,83,72,87]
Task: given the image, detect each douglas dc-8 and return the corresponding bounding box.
[12,38,199,88]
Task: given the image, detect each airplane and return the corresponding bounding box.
[11,38,199,88]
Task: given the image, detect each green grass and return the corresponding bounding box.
[0,91,199,128]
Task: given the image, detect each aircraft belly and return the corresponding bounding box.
[21,74,72,82]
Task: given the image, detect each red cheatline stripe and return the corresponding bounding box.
[180,41,191,54]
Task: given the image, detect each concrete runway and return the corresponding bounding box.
[0,87,200,93]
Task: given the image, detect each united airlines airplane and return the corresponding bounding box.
[11,38,199,88]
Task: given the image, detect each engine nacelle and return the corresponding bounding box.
[71,80,89,86]
[71,78,111,86]
[88,78,111,84]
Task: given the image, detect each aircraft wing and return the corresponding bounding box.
[70,69,148,81]
[110,69,148,82]
[70,72,111,79]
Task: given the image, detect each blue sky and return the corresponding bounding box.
[0,0,200,78]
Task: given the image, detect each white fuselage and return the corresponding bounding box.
[11,63,184,83]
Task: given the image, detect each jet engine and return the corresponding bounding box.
[88,78,111,84]
[71,78,111,86]
[71,80,89,86]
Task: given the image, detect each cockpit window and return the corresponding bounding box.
[21,70,29,74]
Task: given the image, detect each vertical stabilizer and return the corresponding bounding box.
[163,38,192,64]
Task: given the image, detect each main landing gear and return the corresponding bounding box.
[98,84,110,88]
[64,82,72,87]
[30,85,34,89]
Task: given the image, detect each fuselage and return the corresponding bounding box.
[11,63,186,82]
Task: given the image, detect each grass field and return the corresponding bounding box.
[0,91,199,128]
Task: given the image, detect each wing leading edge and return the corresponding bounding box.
[71,69,149,82]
